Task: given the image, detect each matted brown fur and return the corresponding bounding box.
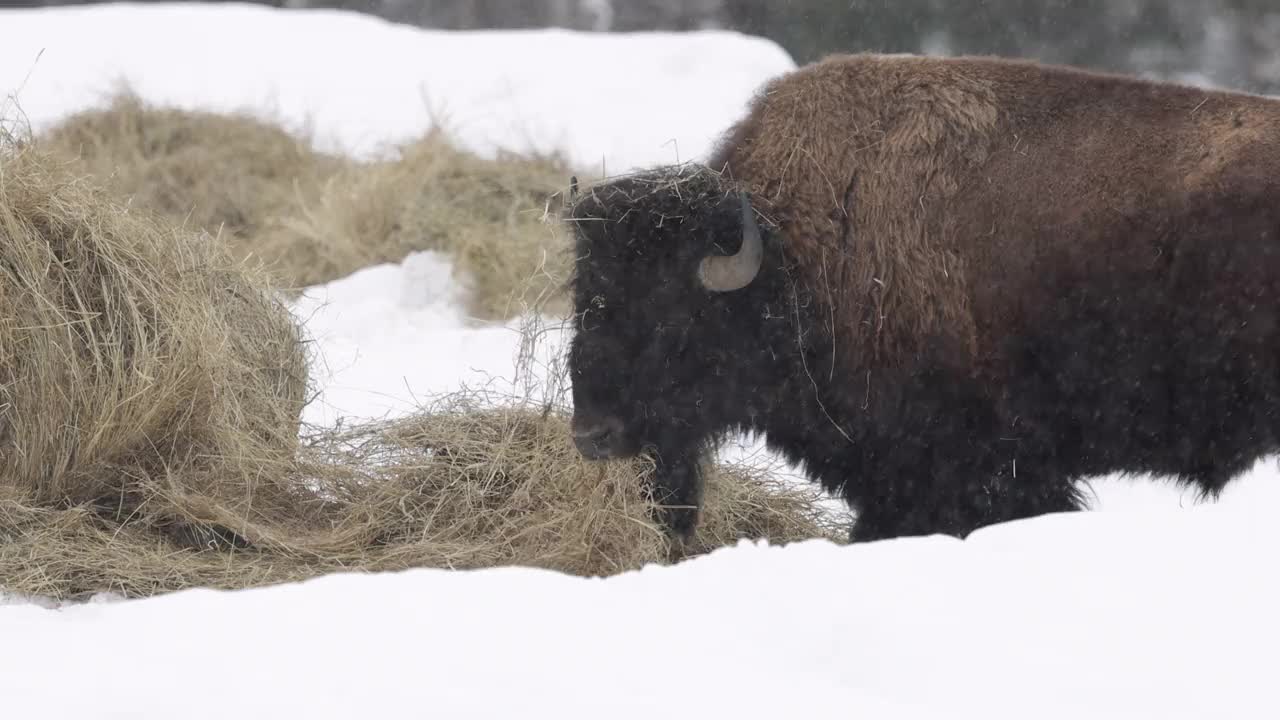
[709,52,1280,372]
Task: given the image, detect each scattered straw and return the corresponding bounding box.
[0,399,843,601]
[259,129,575,316]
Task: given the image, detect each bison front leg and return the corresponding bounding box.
[645,440,706,542]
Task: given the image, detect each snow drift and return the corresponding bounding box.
[0,1,796,171]
[1,507,1276,719]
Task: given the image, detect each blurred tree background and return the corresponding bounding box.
[29,1,1280,92]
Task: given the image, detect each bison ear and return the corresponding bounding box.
[697,191,763,292]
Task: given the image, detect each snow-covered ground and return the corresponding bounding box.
[0,1,792,171]
[2,4,1278,718]
[3,510,1276,720]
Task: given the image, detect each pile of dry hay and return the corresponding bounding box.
[0,138,842,601]
[40,93,575,317]
[38,92,342,260]
[262,129,575,317]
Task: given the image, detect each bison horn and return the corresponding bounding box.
[698,192,763,292]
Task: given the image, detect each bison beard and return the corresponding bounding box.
[567,53,1280,543]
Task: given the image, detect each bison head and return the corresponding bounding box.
[563,167,776,533]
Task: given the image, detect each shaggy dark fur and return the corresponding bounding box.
[567,54,1280,542]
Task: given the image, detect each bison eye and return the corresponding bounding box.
[591,295,607,309]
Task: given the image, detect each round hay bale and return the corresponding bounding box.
[0,130,841,603]
[0,137,308,516]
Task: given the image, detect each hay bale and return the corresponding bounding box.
[39,92,342,278]
[258,129,575,317]
[0,136,308,525]
[41,95,578,318]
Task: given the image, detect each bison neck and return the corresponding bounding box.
[717,277,1011,516]
[714,281,875,499]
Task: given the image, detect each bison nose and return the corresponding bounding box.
[571,416,625,460]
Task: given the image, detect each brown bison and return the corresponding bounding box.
[566,53,1280,542]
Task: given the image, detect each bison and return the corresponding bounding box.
[565,53,1280,542]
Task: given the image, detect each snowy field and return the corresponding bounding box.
[0,1,792,171]
[2,3,1279,718]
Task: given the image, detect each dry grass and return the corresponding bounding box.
[39,92,342,259]
[0,401,843,600]
[262,130,576,317]
[0,137,843,602]
[0,130,308,511]
[40,93,576,318]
